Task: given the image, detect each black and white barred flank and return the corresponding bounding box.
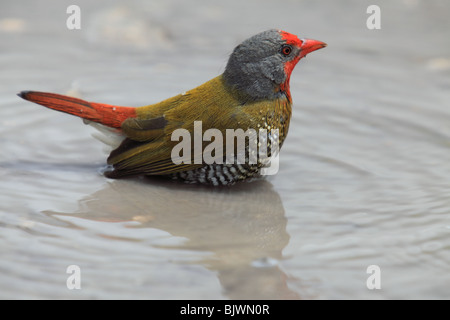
[171,163,263,186]
[170,130,280,186]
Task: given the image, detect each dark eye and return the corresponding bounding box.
[281,45,292,56]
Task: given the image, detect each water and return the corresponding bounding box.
[1,0,449,299]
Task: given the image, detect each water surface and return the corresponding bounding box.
[1,0,449,299]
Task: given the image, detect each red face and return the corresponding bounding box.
[279,30,327,101]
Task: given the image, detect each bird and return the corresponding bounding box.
[18,29,326,186]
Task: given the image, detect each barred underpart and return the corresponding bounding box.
[170,163,263,186]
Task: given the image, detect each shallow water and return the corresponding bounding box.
[1,0,450,299]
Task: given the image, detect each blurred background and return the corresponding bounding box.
[0,0,449,299]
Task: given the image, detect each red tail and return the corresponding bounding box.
[18,91,137,128]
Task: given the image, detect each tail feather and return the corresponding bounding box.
[18,90,136,128]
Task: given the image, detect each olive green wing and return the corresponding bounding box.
[104,75,287,179]
[105,76,240,178]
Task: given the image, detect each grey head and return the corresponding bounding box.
[223,29,303,102]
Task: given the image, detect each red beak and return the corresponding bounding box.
[299,39,327,58]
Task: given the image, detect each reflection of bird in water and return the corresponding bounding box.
[49,178,303,299]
